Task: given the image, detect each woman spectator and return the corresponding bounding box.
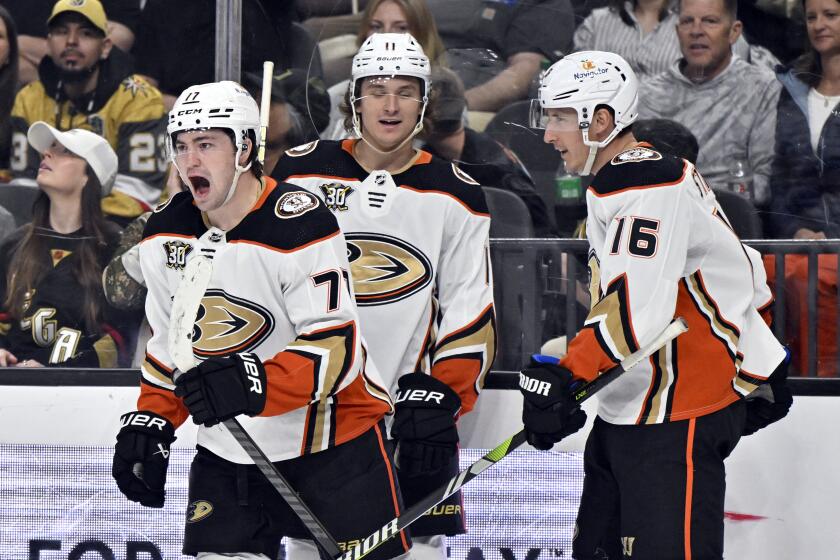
[574,0,681,80]
[0,6,19,177]
[323,0,447,139]
[0,122,128,368]
[766,0,840,377]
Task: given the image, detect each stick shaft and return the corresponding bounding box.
[257,60,274,165]
[338,318,689,560]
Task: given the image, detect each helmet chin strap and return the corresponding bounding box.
[351,100,428,156]
[581,145,599,176]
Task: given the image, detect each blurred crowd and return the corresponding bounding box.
[0,0,837,374]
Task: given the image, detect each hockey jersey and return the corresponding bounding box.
[10,49,167,221]
[561,144,786,425]
[0,223,128,367]
[273,139,496,414]
[137,178,392,463]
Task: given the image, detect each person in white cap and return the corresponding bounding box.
[111,81,409,560]
[519,51,791,559]
[0,120,129,368]
[273,33,496,560]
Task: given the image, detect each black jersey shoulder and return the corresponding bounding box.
[272,139,365,182]
[590,147,688,197]
[397,152,489,215]
[229,181,340,252]
[142,191,204,240]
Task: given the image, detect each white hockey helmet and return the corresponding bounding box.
[530,51,638,159]
[350,32,431,102]
[167,81,260,204]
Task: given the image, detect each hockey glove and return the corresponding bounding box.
[174,352,267,427]
[113,411,176,508]
[743,354,793,436]
[391,372,461,476]
[519,356,587,451]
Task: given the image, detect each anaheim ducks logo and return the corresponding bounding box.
[191,289,274,358]
[345,233,433,306]
[187,500,213,523]
[285,140,319,157]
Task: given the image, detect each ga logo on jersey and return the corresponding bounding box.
[612,147,662,165]
[275,191,319,219]
[345,233,433,306]
[191,290,274,358]
[162,240,193,270]
[319,182,354,211]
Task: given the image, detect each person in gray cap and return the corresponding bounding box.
[0,121,130,368]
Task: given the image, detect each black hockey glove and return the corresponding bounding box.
[743,354,793,436]
[113,411,176,508]
[174,352,267,427]
[519,356,587,451]
[391,372,461,476]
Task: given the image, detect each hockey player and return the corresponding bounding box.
[111,81,411,560]
[519,51,792,560]
[272,33,496,560]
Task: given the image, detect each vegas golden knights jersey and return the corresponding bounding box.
[273,139,496,414]
[561,144,786,425]
[137,178,392,463]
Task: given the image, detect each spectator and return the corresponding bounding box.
[0,0,140,86]
[242,68,331,174]
[766,0,840,377]
[0,122,128,368]
[0,5,18,177]
[323,0,447,139]
[633,117,700,163]
[637,0,780,206]
[134,0,304,110]
[574,0,682,80]
[422,67,554,235]
[9,0,167,227]
[428,0,575,111]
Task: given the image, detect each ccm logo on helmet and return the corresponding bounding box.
[395,388,444,405]
[177,109,202,116]
[519,373,552,397]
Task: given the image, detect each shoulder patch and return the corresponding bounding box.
[452,163,480,185]
[121,75,151,98]
[611,147,662,165]
[275,191,320,219]
[285,140,319,157]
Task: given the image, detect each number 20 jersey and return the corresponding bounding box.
[273,140,496,414]
[561,145,786,425]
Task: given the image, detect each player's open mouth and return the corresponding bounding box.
[189,176,210,196]
[380,119,401,127]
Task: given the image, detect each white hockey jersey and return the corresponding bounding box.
[561,145,786,425]
[136,178,392,463]
[273,139,496,413]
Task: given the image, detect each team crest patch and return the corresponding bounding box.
[319,182,354,211]
[285,140,319,157]
[187,500,213,523]
[612,147,662,165]
[162,240,193,270]
[122,76,149,97]
[275,191,319,219]
[452,163,479,185]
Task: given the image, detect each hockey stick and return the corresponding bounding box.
[337,317,689,560]
[257,60,274,166]
[169,247,341,558]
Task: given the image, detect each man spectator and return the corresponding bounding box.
[9,0,166,226]
[0,0,140,85]
[422,67,554,235]
[636,0,780,206]
[427,0,575,112]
